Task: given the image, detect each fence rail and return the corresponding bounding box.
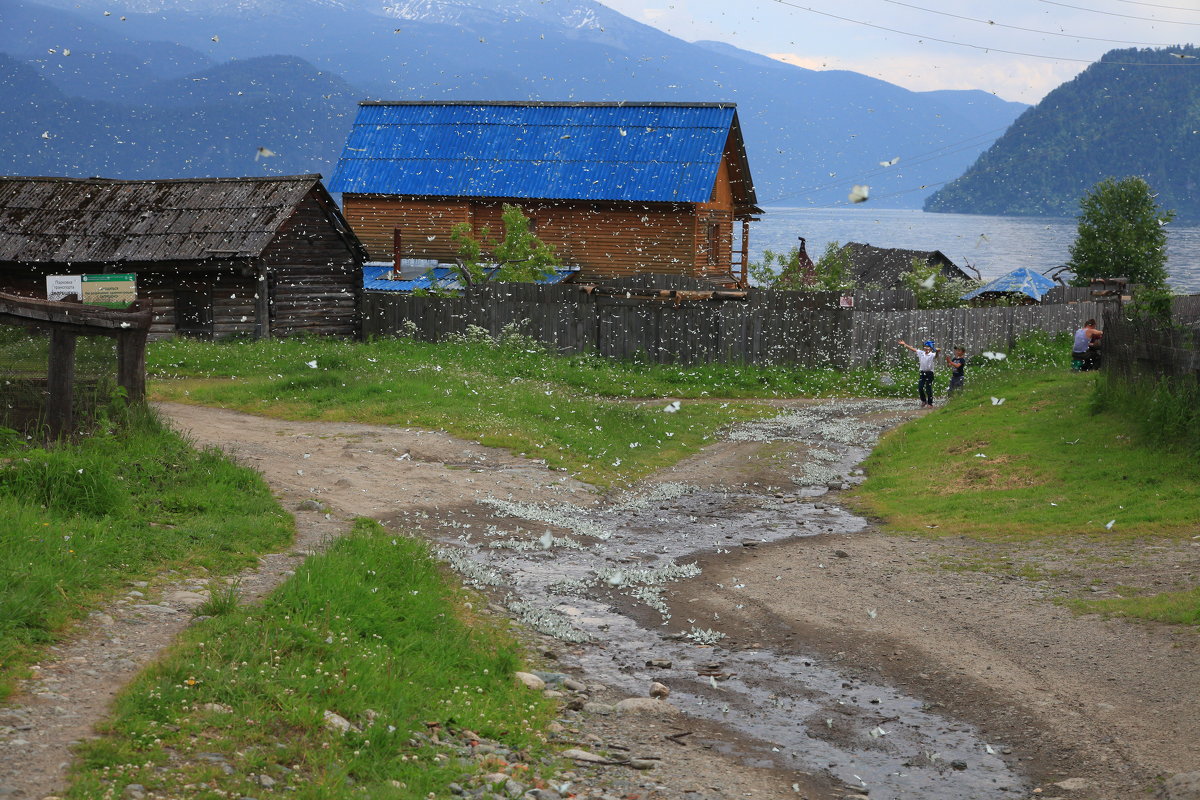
[362,284,1108,369]
[1102,306,1200,381]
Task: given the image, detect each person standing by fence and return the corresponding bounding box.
[1072,319,1102,371]
[899,339,940,408]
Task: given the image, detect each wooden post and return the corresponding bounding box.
[734,220,744,289]
[116,329,149,402]
[393,229,403,274]
[255,261,271,339]
[47,328,77,439]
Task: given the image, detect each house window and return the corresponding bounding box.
[706,222,720,266]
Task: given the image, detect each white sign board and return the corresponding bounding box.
[839,295,855,308]
[47,274,82,301]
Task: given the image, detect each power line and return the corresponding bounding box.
[1111,0,1200,11]
[764,0,1200,62]
[877,0,1180,46]
[1037,0,1200,25]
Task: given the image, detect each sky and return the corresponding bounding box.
[591,0,1200,104]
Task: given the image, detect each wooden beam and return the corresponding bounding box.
[740,219,750,288]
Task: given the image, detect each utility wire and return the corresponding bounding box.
[1110,0,1200,11]
[764,0,1200,61]
[1037,0,1200,25]
[878,0,1180,46]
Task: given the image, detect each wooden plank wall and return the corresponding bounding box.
[363,286,850,369]
[847,301,1106,368]
[362,288,1114,370]
[1102,304,1200,381]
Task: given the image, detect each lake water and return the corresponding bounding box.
[746,208,1200,294]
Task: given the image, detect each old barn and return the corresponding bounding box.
[0,175,365,339]
[329,101,761,286]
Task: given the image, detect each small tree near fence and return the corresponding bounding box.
[448,204,563,287]
[1068,176,1173,288]
[750,240,854,292]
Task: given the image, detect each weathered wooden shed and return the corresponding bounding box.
[329,101,761,287]
[838,242,974,289]
[0,175,366,339]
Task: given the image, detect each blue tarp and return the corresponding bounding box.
[363,265,578,292]
[961,267,1057,301]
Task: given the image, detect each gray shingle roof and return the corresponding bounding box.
[0,175,326,264]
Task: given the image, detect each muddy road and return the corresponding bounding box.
[2,399,1194,800]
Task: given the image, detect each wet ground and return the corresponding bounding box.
[397,399,1029,800]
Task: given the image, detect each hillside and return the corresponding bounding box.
[1,0,1026,207]
[924,46,1200,220]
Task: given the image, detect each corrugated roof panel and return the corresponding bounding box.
[329,103,744,203]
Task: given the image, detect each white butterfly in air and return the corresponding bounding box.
[663,401,681,413]
[879,157,900,167]
[1105,519,1116,530]
[255,146,277,160]
[849,185,870,204]
[982,351,1007,361]
[539,530,554,549]
[306,360,318,369]
[918,274,937,290]
[991,397,1005,405]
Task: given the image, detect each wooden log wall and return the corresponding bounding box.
[264,191,361,338]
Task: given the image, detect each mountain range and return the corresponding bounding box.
[2,0,1028,208]
[925,46,1200,221]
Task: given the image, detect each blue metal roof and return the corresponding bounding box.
[329,102,748,204]
[961,267,1057,301]
[363,265,578,292]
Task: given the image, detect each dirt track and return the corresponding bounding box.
[0,400,1196,800]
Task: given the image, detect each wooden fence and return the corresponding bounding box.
[848,301,1105,368]
[362,282,1111,370]
[1102,305,1200,382]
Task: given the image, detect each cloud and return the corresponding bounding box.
[767,51,1082,104]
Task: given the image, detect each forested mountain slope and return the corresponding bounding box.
[924,46,1200,220]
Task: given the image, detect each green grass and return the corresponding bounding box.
[1070,587,1200,626]
[147,333,906,488]
[853,369,1200,541]
[0,407,292,699]
[65,520,557,800]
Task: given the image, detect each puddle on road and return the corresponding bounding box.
[397,400,1029,799]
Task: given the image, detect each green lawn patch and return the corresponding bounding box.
[0,407,292,699]
[147,334,902,488]
[1070,587,1200,626]
[66,520,557,800]
[853,370,1200,541]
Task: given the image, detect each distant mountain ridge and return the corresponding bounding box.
[3,0,1027,208]
[925,46,1200,220]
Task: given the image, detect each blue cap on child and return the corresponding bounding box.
[923,340,936,348]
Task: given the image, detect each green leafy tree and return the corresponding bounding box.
[749,240,855,292]
[449,204,563,287]
[902,257,979,309]
[1067,177,1173,288]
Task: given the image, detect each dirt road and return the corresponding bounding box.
[1,400,1196,800]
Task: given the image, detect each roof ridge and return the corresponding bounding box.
[0,175,324,185]
[358,100,736,108]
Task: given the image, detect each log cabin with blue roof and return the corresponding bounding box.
[329,101,761,287]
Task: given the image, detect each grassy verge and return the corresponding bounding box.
[66,520,557,800]
[854,369,1199,540]
[0,407,292,699]
[852,364,1200,625]
[147,333,904,488]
